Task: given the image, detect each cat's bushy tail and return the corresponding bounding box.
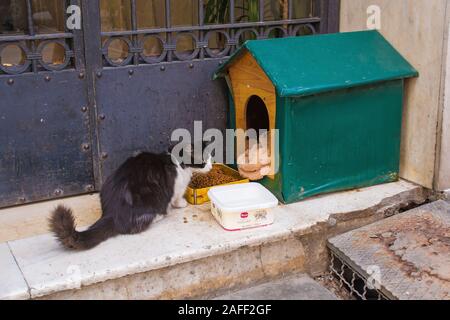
[49,205,116,250]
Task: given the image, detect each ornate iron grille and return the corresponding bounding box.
[100,0,336,67]
[0,0,79,75]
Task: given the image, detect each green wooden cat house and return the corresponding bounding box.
[213,30,418,204]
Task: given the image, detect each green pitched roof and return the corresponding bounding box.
[213,30,418,97]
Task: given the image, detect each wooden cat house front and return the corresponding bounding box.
[214,30,418,204]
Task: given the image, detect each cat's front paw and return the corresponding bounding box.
[205,157,213,171]
[198,155,213,174]
[172,198,188,208]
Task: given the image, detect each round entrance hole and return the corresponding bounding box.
[246,95,270,137]
[243,95,272,178]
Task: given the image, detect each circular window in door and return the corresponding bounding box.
[140,35,166,63]
[103,37,133,67]
[174,33,199,61]
[291,24,315,36]
[205,31,230,58]
[0,43,30,74]
[235,29,259,47]
[265,27,288,39]
[38,40,70,71]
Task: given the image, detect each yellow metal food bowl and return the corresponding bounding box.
[185,164,249,205]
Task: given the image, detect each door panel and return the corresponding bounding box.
[0,71,94,206]
[0,0,94,207]
[94,0,326,180]
[96,60,228,179]
[0,0,338,207]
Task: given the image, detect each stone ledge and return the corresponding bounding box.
[1,180,427,300]
[0,243,29,300]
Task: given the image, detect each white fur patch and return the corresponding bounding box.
[170,156,213,209]
[171,165,192,208]
[153,214,166,224]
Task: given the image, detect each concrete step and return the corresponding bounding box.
[213,274,337,300]
[328,200,450,300]
[0,194,101,243]
[0,180,427,300]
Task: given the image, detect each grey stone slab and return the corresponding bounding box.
[214,274,337,300]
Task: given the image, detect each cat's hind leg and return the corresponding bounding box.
[128,214,156,234]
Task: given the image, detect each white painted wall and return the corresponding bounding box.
[437,19,450,190]
[340,0,449,190]
[437,107,449,189]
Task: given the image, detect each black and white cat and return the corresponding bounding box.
[49,143,212,250]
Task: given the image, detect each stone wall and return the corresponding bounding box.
[437,13,450,191]
[340,0,449,190]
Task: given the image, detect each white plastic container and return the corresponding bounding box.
[207,183,279,231]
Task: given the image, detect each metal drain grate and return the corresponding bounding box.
[329,250,389,300]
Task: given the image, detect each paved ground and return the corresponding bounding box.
[328,200,450,300]
[214,274,338,300]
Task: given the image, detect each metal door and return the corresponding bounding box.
[0,0,339,208]
[0,0,95,207]
[85,0,340,182]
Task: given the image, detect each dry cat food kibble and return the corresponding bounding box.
[190,166,239,189]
